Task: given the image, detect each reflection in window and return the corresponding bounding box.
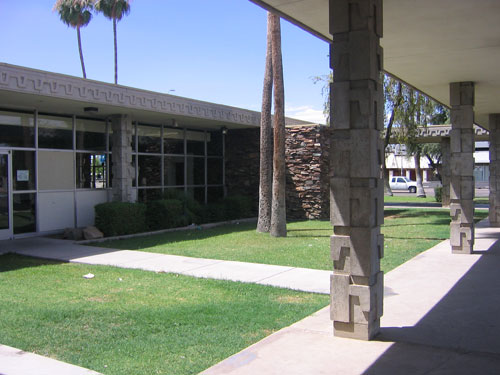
[76,153,107,189]
[163,128,184,154]
[186,130,205,156]
[76,119,106,151]
[187,187,205,203]
[137,188,162,202]
[38,115,73,149]
[207,158,223,185]
[207,131,223,156]
[138,125,161,153]
[138,155,161,186]
[164,156,184,186]
[13,193,36,234]
[13,151,36,191]
[0,110,34,148]
[207,186,224,203]
[186,157,205,186]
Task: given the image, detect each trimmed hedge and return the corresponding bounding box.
[146,199,184,231]
[95,202,148,237]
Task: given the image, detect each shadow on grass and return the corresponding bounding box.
[385,236,448,241]
[0,253,63,273]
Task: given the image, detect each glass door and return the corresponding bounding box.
[0,151,12,240]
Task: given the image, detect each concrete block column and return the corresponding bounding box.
[441,137,451,206]
[329,0,384,340]
[449,82,475,254]
[111,114,135,202]
[489,114,500,226]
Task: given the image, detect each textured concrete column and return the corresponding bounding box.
[489,114,500,226]
[111,114,135,202]
[329,0,384,340]
[441,137,451,206]
[449,82,475,254]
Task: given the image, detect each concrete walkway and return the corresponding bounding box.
[1,220,500,374]
[202,219,500,374]
[1,237,331,294]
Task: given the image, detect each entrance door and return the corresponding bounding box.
[0,151,12,240]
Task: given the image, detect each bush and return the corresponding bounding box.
[95,202,148,237]
[223,195,253,220]
[146,199,184,231]
[434,186,442,203]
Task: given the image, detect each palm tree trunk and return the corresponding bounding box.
[257,12,274,233]
[270,14,286,238]
[414,150,426,197]
[113,18,118,84]
[77,26,87,79]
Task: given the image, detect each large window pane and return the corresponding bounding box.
[13,193,36,234]
[163,128,184,154]
[137,188,162,202]
[187,187,205,204]
[164,156,184,186]
[76,119,106,151]
[138,155,161,186]
[38,115,73,149]
[207,131,223,156]
[138,125,161,153]
[186,130,205,156]
[207,158,223,185]
[207,186,224,203]
[0,110,34,148]
[12,151,36,191]
[0,154,8,230]
[186,157,205,186]
[76,153,107,189]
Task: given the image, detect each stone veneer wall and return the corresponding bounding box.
[225,124,330,219]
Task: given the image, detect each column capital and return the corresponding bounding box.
[450,82,475,107]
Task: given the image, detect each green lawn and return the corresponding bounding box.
[384,195,437,203]
[97,209,489,273]
[0,254,328,375]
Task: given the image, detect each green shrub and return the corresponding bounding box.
[434,186,442,203]
[146,199,184,231]
[200,202,226,224]
[95,202,148,237]
[223,195,253,220]
[162,189,203,224]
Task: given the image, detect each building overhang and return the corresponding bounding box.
[0,63,261,130]
[250,0,500,130]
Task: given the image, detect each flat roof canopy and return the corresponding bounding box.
[250,0,500,129]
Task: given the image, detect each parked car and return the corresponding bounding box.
[389,176,418,193]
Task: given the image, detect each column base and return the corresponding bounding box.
[452,246,473,255]
[333,320,380,341]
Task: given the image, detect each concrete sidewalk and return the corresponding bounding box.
[202,219,500,374]
[1,237,331,294]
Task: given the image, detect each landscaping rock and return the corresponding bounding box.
[83,226,104,240]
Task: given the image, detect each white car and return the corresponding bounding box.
[389,176,418,193]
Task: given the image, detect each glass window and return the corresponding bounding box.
[186,130,205,156]
[13,193,36,234]
[163,128,184,154]
[0,110,34,148]
[164,156,184,186]
[207,186,224,203]
[76,153,107,189]
[186,157,205,186]
[207,158,223,185]
[38,115,73,149]
[0,154,8,230]
[76,119,106,151]
[187,187,205,204]
[138,155,161,186]
[137,125,161,153]
[12,151,36,191]
[207,131,223,156]
[137,188,162,202]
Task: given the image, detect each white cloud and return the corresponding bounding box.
[286,105,327,124]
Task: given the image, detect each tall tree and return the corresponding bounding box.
[95,0,130,84]
[269,13,286,237]
[53,0,94,79]
[256,12,274,233]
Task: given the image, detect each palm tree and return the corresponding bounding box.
[269,13,287,238]
[256,12,274,233]
[53,0,94,79]
[95,0,131,84]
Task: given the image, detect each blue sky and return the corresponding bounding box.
[0,0,330,123]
